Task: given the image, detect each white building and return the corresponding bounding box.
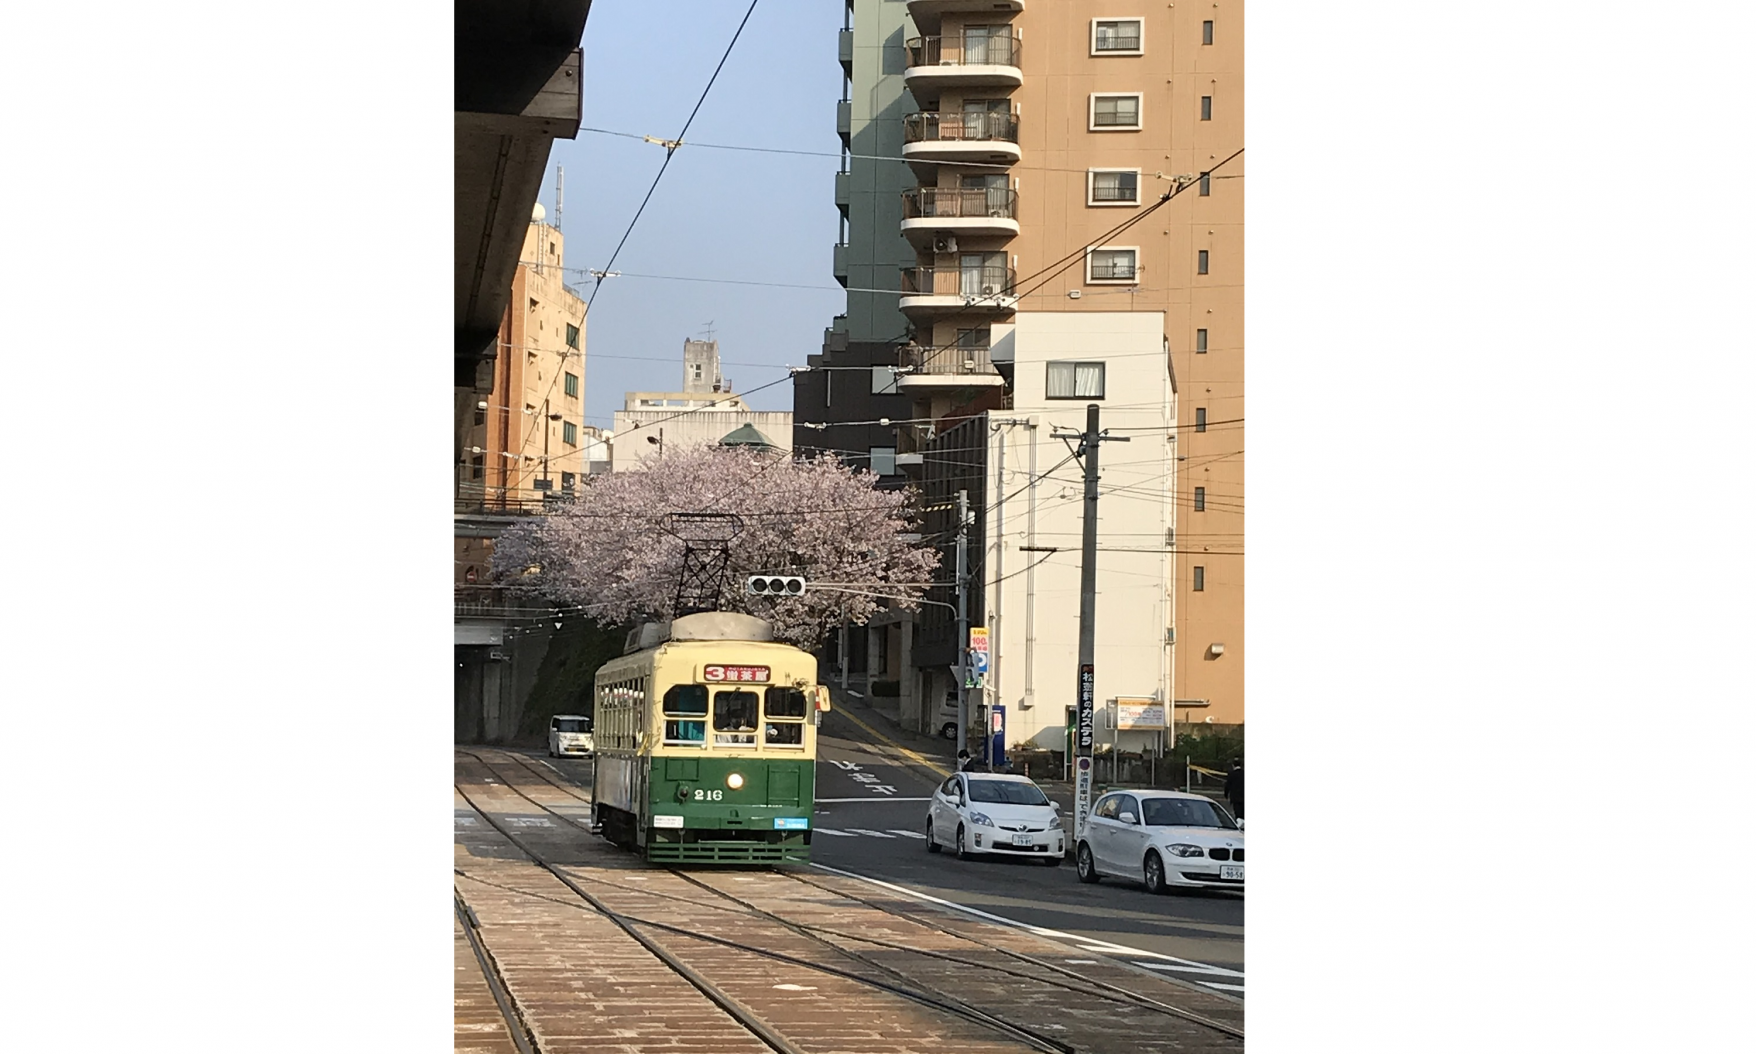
[609,391,793,472]
[981,312,1177,755]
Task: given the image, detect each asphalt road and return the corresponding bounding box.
[810,703,1245,993]
[527,703,1244,996]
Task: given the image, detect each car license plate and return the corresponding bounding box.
[1221,865,1244,881]
[1012,833,1035,846]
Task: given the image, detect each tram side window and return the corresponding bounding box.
[713,690,760,745]
[764,687,807,746]
[663,684,708,745]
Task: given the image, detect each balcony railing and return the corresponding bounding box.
[903,341,996,375]
[900,265,1016,298]
[905,33,1022,68]
[903,111,1019,144]
[902,186,1017,220]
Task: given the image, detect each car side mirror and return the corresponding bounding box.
[1051,802,1062,811]
[1118,811,1137,824]
[1236,819,1245,831]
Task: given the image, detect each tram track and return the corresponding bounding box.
[456,747,1243,1050]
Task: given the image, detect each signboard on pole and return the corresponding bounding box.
[1074,663,1095,838]
[968,626,990,673]
[1076,665,1095,750]
[1074,756,1093,838]
[1115,697,1167,729]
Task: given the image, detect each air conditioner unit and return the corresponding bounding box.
[980,284,1000,296]
[933,235,958,254]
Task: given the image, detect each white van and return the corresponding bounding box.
[937,693,960,740]
[548,714,594,757]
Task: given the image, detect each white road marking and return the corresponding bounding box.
[886,829,927,839]
[1134,961,1246,979]
[772,983,817,991]
[847,829,897,838]
[503,816,555,828]
[1201,982,1246,993]
[813,828,857,837]
[815,797,931,803]
[810,862,1242,979]
[454,817,478,825]
[1064,959,1099,965]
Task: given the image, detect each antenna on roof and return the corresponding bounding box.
[555,166,564,226]
[700,321,717,343]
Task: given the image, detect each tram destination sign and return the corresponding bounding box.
[1076,664,1095,752]
[703,664,771,683]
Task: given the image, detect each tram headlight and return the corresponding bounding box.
[726,772,746,790]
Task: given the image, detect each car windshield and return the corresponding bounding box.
[1141,797,1238,829]
[554,719,590,733]
[966,779,1050,806]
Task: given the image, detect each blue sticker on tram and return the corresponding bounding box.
[774,817,809,830]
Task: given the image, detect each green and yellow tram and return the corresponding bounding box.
[591,611,830,863]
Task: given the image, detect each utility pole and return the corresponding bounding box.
[955,489,971,758]
[1052,405,1128,843]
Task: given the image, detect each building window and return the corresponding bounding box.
[1088,169,1140,205]
[1090,93,1143,130]
[1199,172,1211,196]
[1198,250,1210,275]
[1087,247,1138,283]
[1193,566,1205,592]
[1196,408,1207,432]
[1203,20,1214,45]
[563,372,579,398]
[1194,486,1206,512]
[562,421,578,446]
[871,365,898,395]
[565,323,580,349]
[561,471,576,491]
[1046,361,1106,399]
[473,407,486,427]
[869,447,897,476]
[470,453,484,481]
[1091,18,1143,54]
[1201,95,1213,121]
[956,327,991,350]
[1196,328,1209,354]
[528,297,538,312]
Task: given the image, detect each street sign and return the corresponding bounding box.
[1076,665,1095,751]
[1074,756,1093,838]
[969,627,990,674]
[1075,664,1095,841]
[1115,697,1166,729]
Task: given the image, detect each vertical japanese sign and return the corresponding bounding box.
[1075,663,1095,837]
[968,626,990,687]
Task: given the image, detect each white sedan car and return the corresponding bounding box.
[1075,789,1243,894]
[925,772,1064,864]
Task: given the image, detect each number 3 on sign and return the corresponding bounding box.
[692,789,723,801]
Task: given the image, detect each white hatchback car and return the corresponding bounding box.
[1075,789,1243,894]
[925,772,1064,864]
[547,714,594,757]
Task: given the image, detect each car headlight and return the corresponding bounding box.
[1048,813,1063,829]
[1166,843,1205,858]
[967,811,995,827]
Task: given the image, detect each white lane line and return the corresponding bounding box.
[1134,961,1246,979]
[847,829,898,838]
[1064,959,1100,965]
[815,797,932,803]
[886,829,927,839]
[1201,982,1246,993]
[810,861,1241,977]
[813,828,857,837]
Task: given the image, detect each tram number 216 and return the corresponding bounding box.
[691,789,724,801]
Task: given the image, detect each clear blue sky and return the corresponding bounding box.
[548,1,849,429]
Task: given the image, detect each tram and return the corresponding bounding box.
[591,611,830,864]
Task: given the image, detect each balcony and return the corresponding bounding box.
[896,339,1006,390]
[898,265,1018,320]
[838,28,854,77]
[902,111,1021,175]
[836,98,851,147]
[833,242,849,287]
[907,1,1025,35]
[834,168,850,216]
[904,34,1023,99]
[900,187,1019,248]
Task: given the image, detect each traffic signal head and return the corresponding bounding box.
[746,575,806,596]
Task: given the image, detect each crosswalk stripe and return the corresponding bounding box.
[847,828,898,838]
[886,829,927,839]
[1134,960,1246,979]
[814,828,857,836]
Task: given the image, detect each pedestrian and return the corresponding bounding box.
[1224,758,1244,820]
[957,749,980,773]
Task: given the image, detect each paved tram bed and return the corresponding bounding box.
[453,748,1243,1054]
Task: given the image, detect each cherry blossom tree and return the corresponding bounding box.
[489,446,939,647]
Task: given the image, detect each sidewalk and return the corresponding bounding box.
[823,675,959,763]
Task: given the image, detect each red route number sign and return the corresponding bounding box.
[703,664,771,683]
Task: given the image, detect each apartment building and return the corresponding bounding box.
[817,0,1244,735]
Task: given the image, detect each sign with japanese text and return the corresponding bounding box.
[702,665,771,683]
[1115,697,1166,729]
[1076,664,1095,752]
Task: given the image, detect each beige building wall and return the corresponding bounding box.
[610,391,793,472]
[895,2,1244,725]
[464,210,590,506]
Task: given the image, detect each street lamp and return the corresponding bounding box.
[646,428,664,459]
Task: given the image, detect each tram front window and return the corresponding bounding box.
[663,684,708,745]
[712,690,759,745]
[764,687,807,746]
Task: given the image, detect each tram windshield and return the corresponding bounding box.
[713,690,759,744]
[662,685,708,744]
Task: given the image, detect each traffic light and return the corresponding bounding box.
[746,575,806,596]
